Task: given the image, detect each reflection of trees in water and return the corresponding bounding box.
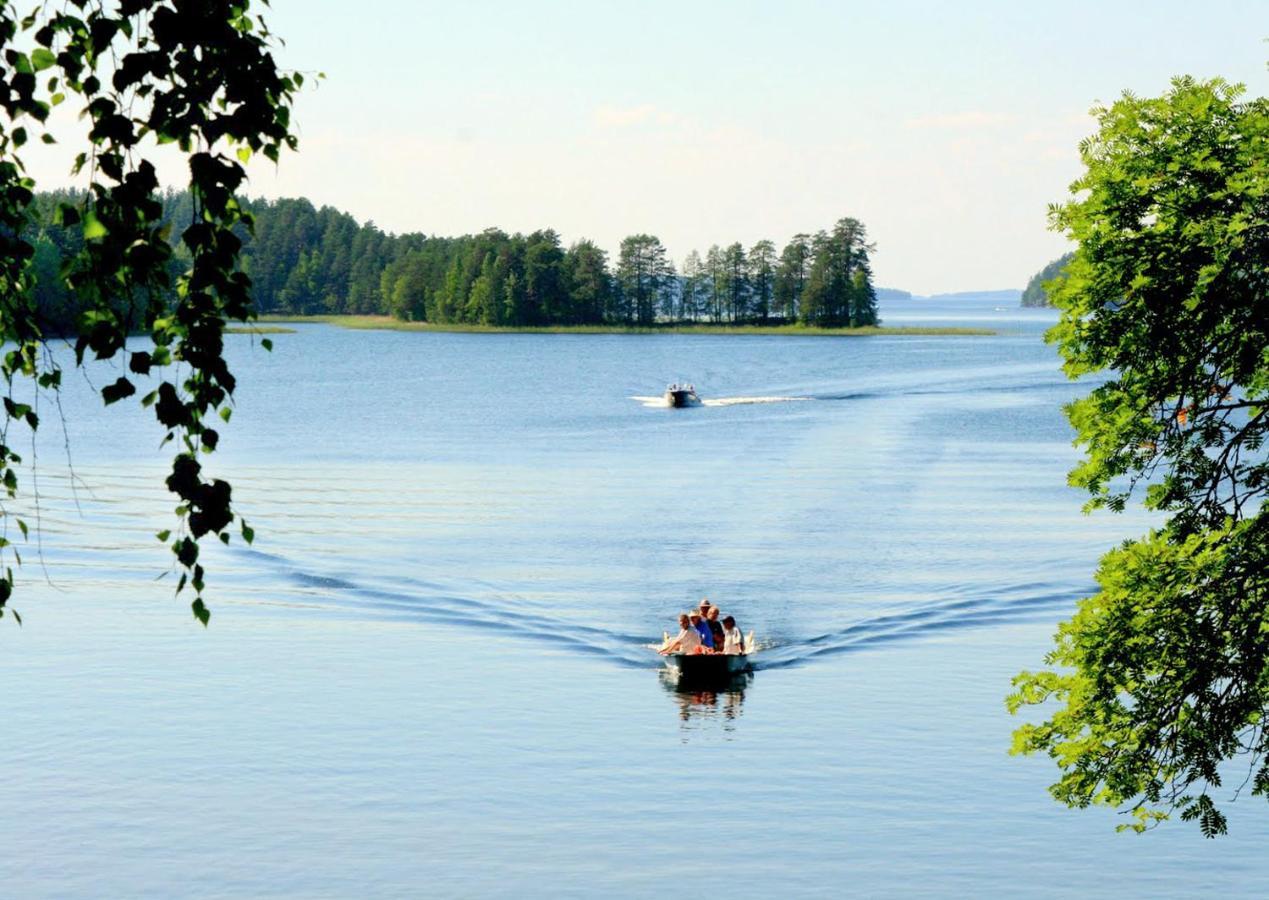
[659,669,752,732]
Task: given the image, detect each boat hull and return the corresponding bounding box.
[664,389,700,408]
[664,652,752,683]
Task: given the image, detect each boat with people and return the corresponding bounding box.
[658,600,755,684]
[663,383,701,408]
[664,649,753,680]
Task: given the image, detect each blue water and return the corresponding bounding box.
[3,298,1266,896]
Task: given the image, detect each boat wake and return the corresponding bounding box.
[21,465,1091,675]
[702,396,810,407]
[233,545,1085,674]
[631,395,810,408]
[232,546,660,669]
[631,369,1073,409]
[754,579,1086,670]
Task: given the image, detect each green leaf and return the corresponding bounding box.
[82,210,108,241]
[30,48,56,71]
[101,376,136,405]
[175,538,198,567]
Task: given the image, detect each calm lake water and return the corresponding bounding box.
[4,297,1267,896]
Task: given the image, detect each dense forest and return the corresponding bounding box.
[1020,252,1074,307]
[23,191,880,331]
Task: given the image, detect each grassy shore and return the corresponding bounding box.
[226,325,297,334]
[258,314,994,337]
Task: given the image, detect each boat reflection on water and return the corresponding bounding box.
[659,667,753,730]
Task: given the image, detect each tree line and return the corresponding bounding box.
[23,191,879,330]
[1020,251,1073,307]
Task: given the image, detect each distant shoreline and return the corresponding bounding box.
[257,314,996,337]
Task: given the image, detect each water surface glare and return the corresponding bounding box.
[3,298,1266,896]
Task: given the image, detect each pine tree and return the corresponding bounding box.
[723,242,748,322]
[616,234,671,325]
[522,230,565,325]
[775,233,811,322]
[658,257,681,322]
[747,240,776,323]
[563,240,610,325]
[681,250,705,322]
[705,245,724,322]
[800,231,833,326]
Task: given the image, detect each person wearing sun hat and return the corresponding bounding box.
[691,602,715,650]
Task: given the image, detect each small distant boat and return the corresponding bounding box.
[664,383,700,408]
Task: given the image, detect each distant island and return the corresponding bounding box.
[874,288,1024,305]
[924,289,1022,304]
[1020,253,1074,307]
[25,191,903,334]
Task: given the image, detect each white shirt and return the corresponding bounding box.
[672,627,702,653]
[722,626,743,655]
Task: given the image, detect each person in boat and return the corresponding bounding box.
[690,607,715,651]
[661,613,702,655]
[721,615,745,654]
[705,604,725,650]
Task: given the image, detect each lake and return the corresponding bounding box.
[3,296,1267,896]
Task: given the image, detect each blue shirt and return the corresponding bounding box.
[693,618,714,648]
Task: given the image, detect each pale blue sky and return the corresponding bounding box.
[31,1,1269,293]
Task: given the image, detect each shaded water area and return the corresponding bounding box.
[4,297,1267,895]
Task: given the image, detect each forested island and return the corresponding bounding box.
[25,191,884,332]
